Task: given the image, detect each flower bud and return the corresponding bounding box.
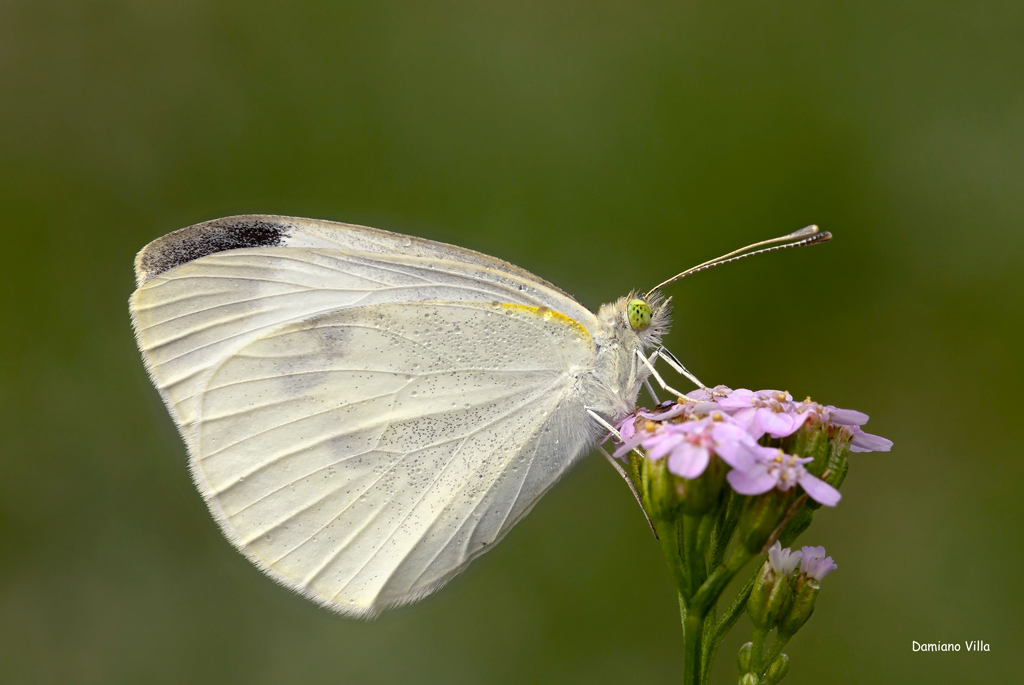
[777,579,818,638]
[780,418,851,512]
[747,563,791,632]
[764,653,790,685]
[680,448,727,516]
[737,641,753,673]
[778,546,836,638]
[784,421,831,476]
[747,542,802,631]
[739,673,760,685]
[736,489,791,553]
[629,448,679,522]
[824,429,851,491]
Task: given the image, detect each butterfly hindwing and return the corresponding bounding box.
[195,301,596,615]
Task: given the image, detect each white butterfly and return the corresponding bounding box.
[130,215,825,616]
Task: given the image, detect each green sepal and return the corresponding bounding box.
[681,453,727,516]
[628,449,673,522]
[777,578,819,638]
[764,653,790,685]
[737,489,793,554]
[784,422,832,477]
[825,426,852,490]
[644,452,681,521]
[746,559,793,632]
[627,440,727,520]
[737,642,753,673]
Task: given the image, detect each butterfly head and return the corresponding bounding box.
[599,290,671,351]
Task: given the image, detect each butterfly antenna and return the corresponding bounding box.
[645,225,832,298]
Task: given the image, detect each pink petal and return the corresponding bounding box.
[788,411,812,434]
[755,408,796,437]
[767,541,785,571]
[686,385,733,401]
[612,430,647,459]
[641,404,688,421]
[768,543,803,575]
[751,444,785,460]
[716,389,755,410]
[726,463,777,495]
[798,473,842,506]
[673,421,703,435]
[643,432,684,460]
[710,422,747,441]
[730,407,763,439]
[691,401,723,415]
[829,408,869,426]
[850,428,893,452]
[711,434,757,471]
[799,548,837,580]
[668,444,710,479]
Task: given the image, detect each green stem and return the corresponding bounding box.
[683,514,706,597]
[679,513,706,684]
[761,634,791,678]
[685,532,755,683]
[720,575,756,637]
[709,491,741,570]
[692,546,755,616]
[749,627,768,674]
[678,589,689,684]
[699,606,716,685]
[657,516,688,602]
[696,512,715,570]
[682,612,705,685]
[696,493,744,685]
[664,487,760,683]
[701,573,757,684]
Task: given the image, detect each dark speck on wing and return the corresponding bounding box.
[138,216,293,280]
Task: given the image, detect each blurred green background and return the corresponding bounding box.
[2,1,1022,683]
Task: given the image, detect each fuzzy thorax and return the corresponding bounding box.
[577,292,673,423]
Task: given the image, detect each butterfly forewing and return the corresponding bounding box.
[132,226,596,438]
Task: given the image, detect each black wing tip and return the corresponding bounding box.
[134,215,296,286]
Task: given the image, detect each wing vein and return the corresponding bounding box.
[402,406,549,594]
[250,384,551,590]
[230,379,548,532]
[322,385,552,598]
[202,384,413,466]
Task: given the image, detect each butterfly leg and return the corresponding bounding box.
[643,378,660,404]
[585,407,654,472]
[586,408,649,460]
[585,409,657,538]
[597,445,659,540]
[635,348,690,400]
[654,347,725,398]
[642,349,661,404]
[586,407,626,441]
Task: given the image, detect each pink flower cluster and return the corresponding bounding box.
[766,540,837,581]
[612,387,891,507]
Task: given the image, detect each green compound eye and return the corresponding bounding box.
[627,298,652,330]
